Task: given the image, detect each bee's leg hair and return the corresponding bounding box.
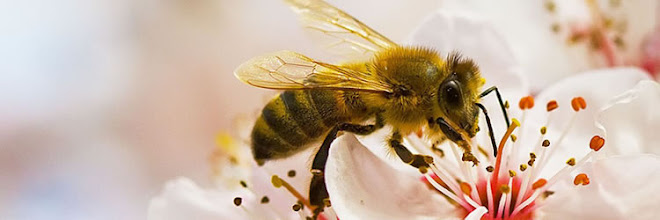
[389,131,432,169]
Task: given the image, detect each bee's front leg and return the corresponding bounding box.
[389,131,433,169]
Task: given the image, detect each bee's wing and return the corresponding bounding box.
[284,0,397,57]
[235,50,392,93]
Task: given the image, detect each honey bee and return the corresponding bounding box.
[234,0,508,216]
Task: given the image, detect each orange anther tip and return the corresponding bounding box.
[519,96,535,110]
[532,179,548,190]
[546,100,558,112]
[577,97,587,109]
[590,135,605,151]
[574,173,590,186]
[460,182,472,195]
[571,98,580,112]
[571,97,587,112]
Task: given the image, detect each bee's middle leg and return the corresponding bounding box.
[389,131,432,169]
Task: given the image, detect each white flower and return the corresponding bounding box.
[324,10,660,220]
[148,132,337,220]
[440,0,660,90]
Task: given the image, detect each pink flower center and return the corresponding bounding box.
[415,96,604,219]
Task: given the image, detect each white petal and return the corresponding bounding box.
[147,178,247,220]
[464,206,488,220]
[325,134,457,220]
[407,10,528,100]
[526,68,650,176]
[596,80,660,156]
[441,0,594,92]
[541,155,660,220]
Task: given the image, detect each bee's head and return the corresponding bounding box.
[434,52,484,142]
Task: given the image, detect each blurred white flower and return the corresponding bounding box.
[323,10,660,219]
[148,131,338,220]
[441,0,660,91]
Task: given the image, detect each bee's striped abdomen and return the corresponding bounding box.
[251,90,345,162]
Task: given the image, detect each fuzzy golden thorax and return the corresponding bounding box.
[363,46,484,140]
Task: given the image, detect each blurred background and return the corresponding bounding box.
[0,0,439,219]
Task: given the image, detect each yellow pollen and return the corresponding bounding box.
[509,170,517,177]
[511,134,517,142]
[590,135,605,151]
[419,166,428,174]
[530,153,537,159]
[505,100,510,109]
[540,126,547,135]
[512,118,521,127]
[520,164,528,171]
[532,179,548,190]
[500,185,511,194]
[546,100,558,112]
[574,173,590,186]
[566,158,576,166]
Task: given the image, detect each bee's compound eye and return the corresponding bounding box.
[441,80,462,106]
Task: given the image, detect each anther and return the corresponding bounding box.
[520,164,528,171]
[486,166,494,172]
[571,97,587,112]
[540,126,547,135]
[511,134,517,142]
[240,180,248,188]
[590,135,605,151]
[288,170,296,178]
[505,100,510,109]
[509,170,517,177]
[419,166,428,174]
[323,198,332,207]
[532,179,547,190]
[530,153,537,159]
[460,182,472,195]
[292,203,302,211]
[546,100,558,112]
[566,158,576,166]
[500,185,511,194]
[528,159,535,167]
[519,96,535,110]
[271,175,283,188]
[261,196,270,204]
[234,197,243,206]
[542,191,555,198]
[542,139,550,147]
[574,173,590,185]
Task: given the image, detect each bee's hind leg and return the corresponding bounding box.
[309,116,385,218]
[389,131,433,169]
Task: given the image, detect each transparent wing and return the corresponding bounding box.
[234,50,392,92]
[284,0,397,57]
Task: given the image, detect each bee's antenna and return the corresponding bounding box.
[475,103,498,157]
[480,86,510,128]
